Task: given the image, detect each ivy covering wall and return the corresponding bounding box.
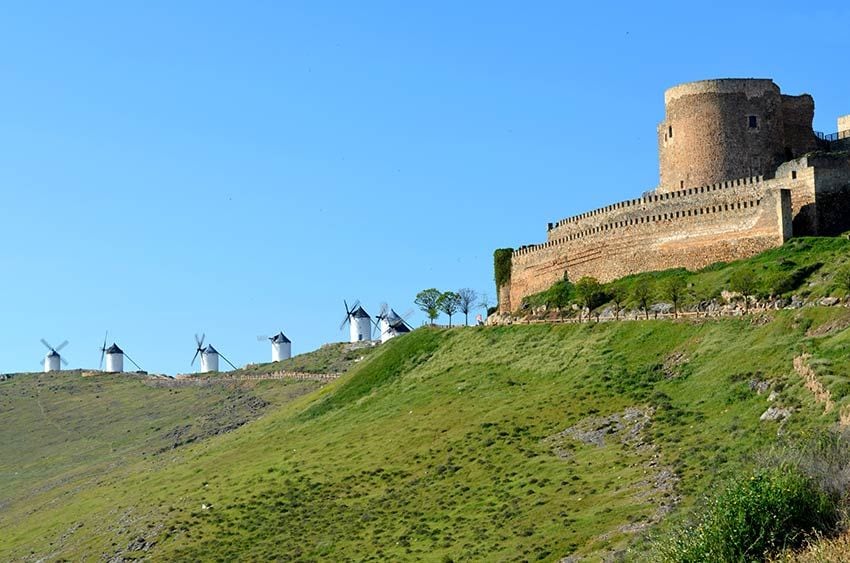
[494,248,513,290]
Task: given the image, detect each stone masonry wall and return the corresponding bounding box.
[505,185,791,311]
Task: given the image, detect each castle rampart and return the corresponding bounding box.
[495,79,850,314]
[507,185,791,309]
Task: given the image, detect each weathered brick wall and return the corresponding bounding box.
[657,79,817,193]
[507,187,791,310]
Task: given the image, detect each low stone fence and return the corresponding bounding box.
[146,371,339,387]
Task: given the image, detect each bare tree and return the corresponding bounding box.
[456,288,478,326]
[478,293,493,317]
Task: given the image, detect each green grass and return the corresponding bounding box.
[4,305,850,561]
[230,341,380,377]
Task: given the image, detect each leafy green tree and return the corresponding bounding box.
[456,288,478,326]
[611,285,627,320]
[632,279,654,320]
[415,288,442,325]
[730,268,759,311]
[574,277,603,321]
[662,276,688,318]
[437,291,461,327]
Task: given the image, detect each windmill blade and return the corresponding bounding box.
[217,351,238,371]
[99,331,108,369]
[123,352,142,371]
[195,333,205,348]
[55,340,69,352]
[349,299,360,313]
[191,349,200,366]
[378,303,388,318]
[400,309,414,321]
[344,299,350,314]
[339,314,351,331]
[61,357,68,366]
[40,338,53,351]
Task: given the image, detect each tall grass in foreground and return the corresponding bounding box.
[653,432,850,562]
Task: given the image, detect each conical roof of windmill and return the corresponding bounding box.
[391,320,411,333]
[47,349,60,358]
[388,309,402,322]
[204,345,218,354]
[352,306,370,318]
[271,332,291,344]
[106,344,123,354]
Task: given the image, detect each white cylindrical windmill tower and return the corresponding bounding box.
[378,314,391,344]
[44,350,61,372]
[40,339,68,373]
[350,306,372,343]
[270,332,292,362]
[105,344,124,373]
[201,345,220,373]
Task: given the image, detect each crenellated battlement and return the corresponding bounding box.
[547,174,765,234]
[517,193,765,258]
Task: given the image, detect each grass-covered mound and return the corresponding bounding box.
[3,307,850,561]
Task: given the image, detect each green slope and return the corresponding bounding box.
[3,307,850,561]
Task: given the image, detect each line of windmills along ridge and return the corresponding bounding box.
[35,301,413,376]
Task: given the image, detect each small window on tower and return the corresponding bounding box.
[668,125,673,138]
[748,115,758,129]
[791,170,797,180]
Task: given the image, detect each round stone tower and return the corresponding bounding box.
[657,78,817,193]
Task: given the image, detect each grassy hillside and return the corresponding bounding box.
[3,306,850,561]
[232,342,380,377]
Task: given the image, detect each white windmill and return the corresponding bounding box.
[340,300,372,343]
[99,332,142,373]
[40,338,69,372]
[192,334,238,373]
[257,332,292,362]
[374,305,413,343]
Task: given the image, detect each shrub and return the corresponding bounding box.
[656,465,837,562]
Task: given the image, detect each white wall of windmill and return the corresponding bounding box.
[380,319,394,343]
[106,352,123,373]
[201,350,219,373]
[272,341,291,362]
[44,354,61,373]
[350,317,371,343]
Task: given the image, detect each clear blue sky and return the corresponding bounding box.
[2,1,848,374]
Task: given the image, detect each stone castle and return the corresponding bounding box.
[497,78,850,313]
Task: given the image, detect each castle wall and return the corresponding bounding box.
[506,186,791,311]
[781,94,819,156]
[657,79,817,193]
